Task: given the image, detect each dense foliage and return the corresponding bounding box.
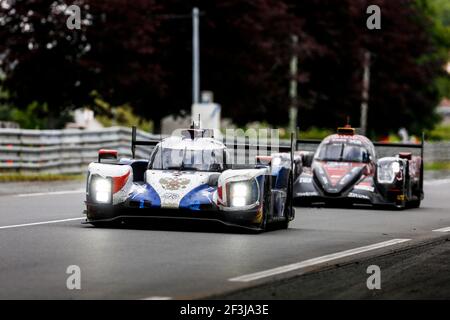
[0,0,449,135]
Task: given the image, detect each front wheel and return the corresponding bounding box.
[279,218,290,229]
[281,174,294,229]
[408,199,421,208]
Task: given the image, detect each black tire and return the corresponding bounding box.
[409,184,422,208]
[257,177,274,232]
[408,199,421,208]
[258,192,270,232]
[279,218,290,230]
[281,174,294,229]
[259,210,268,232]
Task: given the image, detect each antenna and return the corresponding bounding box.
[131,126,137,159]
[290,132,294,221]
[160,133,164,170]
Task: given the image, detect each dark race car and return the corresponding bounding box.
[293,126,424,209]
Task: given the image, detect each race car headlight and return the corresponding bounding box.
[227,180,259,208]
[377,161,401,184]
[272,157,282,167]
[91,177,112,203]
[391,162,400,173]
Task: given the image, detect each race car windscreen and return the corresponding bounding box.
[315,143,370,162]
[150,146,225,172]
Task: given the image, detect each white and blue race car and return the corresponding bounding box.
[84,126,295,231]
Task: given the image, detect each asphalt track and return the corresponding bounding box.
[1,178,450,299]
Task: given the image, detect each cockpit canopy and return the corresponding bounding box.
[149,137,228,172]
[315,142,372,163]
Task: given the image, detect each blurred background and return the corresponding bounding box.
[0,0,449,139]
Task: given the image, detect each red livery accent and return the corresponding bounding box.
[98,149,118,163]
[322,162,366,186]
[112,170,130,193]
[217,185,223,204]
[99,149,118,157]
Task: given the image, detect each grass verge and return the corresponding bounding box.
[425,162,450,171]
[0,173,84,182]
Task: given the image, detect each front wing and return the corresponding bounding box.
[293,177,403,208]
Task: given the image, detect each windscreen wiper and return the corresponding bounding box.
[339,143,345,161]
[180,146,187,171]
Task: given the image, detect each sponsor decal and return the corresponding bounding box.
[162,193,180,200]
[159,177,190,191]
[297,192,319,197]
[299,177,312,183]
[354,185,375,192]
[348,192,370,200]
[326,162,351,167]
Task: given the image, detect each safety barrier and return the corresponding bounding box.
[0,127,448,174]
[0,127,159,174]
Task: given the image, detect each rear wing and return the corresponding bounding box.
[131,126,159,159]
[373,132,424,160]
[295,133,424,157]
[223,136,294,153]
[131,126,296,162]
[223,134,295,168]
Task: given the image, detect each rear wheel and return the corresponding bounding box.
[409,184,422,208]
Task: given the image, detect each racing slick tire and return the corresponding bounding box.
[408,198,421,209]
[280,175,294,229]
[258,190,270,232]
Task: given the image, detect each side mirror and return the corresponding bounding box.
[301,152,314,167]
[209,163,222,172]
[98,149,118,163]
[207,173,220,186]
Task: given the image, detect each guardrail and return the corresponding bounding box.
[0,127,449,174]
[0,127,160,174]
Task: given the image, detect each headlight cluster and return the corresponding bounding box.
[377,161,401,184]
[271,157,282,167]
[91,177,112,203]
[227,179,259,208]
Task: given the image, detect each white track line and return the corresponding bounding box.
[432,226,450,232]
[0,217,85,230]
[229,238,411,282]
[14,189,85,197]
[141,296,172,300]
